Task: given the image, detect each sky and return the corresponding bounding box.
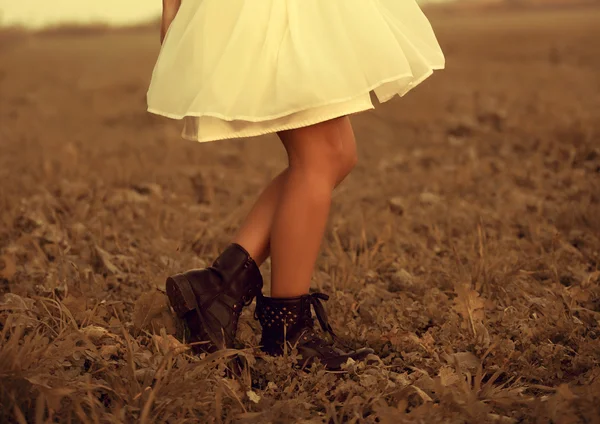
[0,0,446,29]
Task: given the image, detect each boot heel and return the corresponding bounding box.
[166,274,198,318]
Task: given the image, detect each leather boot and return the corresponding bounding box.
[254,292,374,370]
[166,243,263,353]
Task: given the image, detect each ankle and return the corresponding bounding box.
[270,289,310,298]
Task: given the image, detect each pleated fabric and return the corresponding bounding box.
[146,0,445,142]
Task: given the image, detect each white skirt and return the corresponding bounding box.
[146,0,445,142]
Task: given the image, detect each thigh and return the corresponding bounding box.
[276,116,357,168]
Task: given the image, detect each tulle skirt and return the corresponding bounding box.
[146,0,445,142]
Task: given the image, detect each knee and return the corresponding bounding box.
[293,139,357,184]
[327,133,358,185]
[339,140,358,180]
[282,118,358,183]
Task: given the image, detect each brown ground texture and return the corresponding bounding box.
[1,4,600,423]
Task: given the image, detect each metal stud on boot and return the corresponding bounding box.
[254,292,373,370]
[166,243,263,353]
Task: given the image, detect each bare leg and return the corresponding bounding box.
[269,116,357,297]
[231,168,289,267]
[232,118,357,270]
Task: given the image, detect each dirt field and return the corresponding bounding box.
[1,5,599,423]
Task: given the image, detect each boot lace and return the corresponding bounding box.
[305,293,336,340]
[299,292,357,352]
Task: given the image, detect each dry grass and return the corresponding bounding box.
[1,5,599,423]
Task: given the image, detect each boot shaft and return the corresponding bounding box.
[255,294,314,353]
[187,243,263,306]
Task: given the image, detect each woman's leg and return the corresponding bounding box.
[269,116,358,297]
[231,117,357,272]
[231,168,289,267]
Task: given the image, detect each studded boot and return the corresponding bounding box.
[254,292,374,370]
[166,243,263,353]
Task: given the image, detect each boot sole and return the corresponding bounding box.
[166,274,224,349]
[165,274,197,318]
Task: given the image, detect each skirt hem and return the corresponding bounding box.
[180,96,376,143]
[147,66,444,123]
